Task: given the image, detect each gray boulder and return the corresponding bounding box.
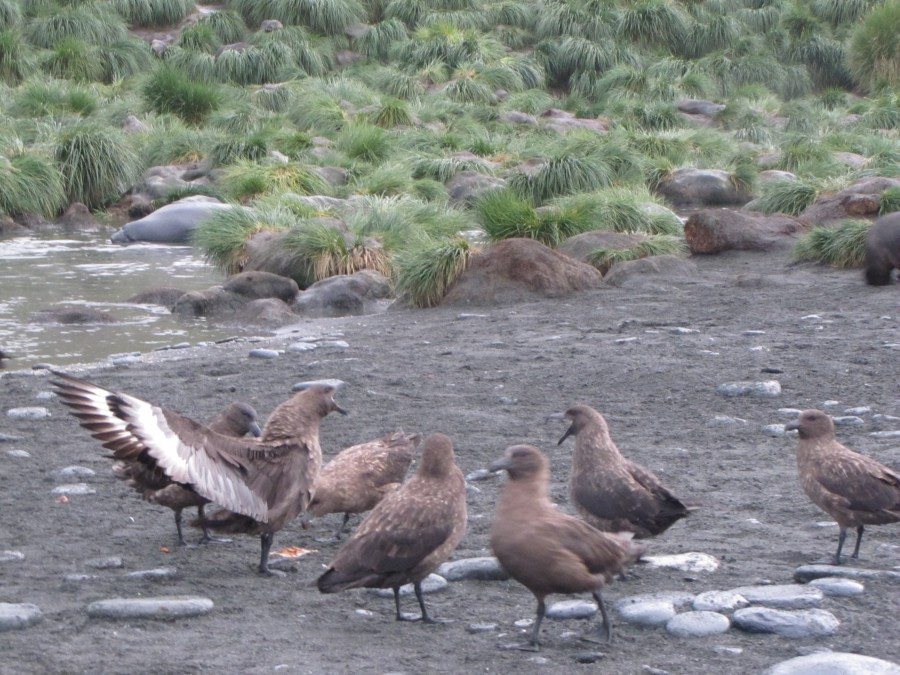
[656,168,753,208]
[293,270,392,318]
[684,209,808,254]
[445,171,506,205]
[602,255,698,287]
[222,271,299,304]
[800,176,900,226]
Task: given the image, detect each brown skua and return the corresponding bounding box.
[316,432,467,623]
[304,430,420,539]
[51,372,346,575]
[489,444,646,649]
[110,402,263,545]
[785,408,900,564]
[551,404,693,538]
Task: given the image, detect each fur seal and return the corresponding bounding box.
[551,404,693,538]
[864,212,900,285]
[51,372,346,575]
[785,409,900,563]
[316,433,467,623]
[110,402,262,545]
[305,430,420,539]
[489,445,646,648]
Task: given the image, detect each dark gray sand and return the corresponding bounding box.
[2,250,898,674]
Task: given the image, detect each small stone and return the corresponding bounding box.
[833,416,864,427]
[248,348,280,359]
[666,611,730,638]
[822,400,840,407]
[513,617,534,628]
[668,327,699,334]
[55,466,96,478]
[64,574,99,584]
[125,567,177,580]
[642,666,669,675]
[0,550,25,563]
[317,340,349,350]
[732,607,839,638]
[778,408,803,416]
[467,622,497,634]
[0,433,25,442]
[743,330,767,336]
[617,600,676,626]
[287,342,317,352]
[465,469,496,482]
[729,584,823,609]
[872,414,900,424]
[692,590,749,612]
[642,552,719,573]
[717,381,781,397]
[456,313,487,320]
[714,646,744,655]
[808,577,864,597]
[0,603,42,631]
[614,337,639,344]
[615,591,695,610]
[86,596,214,620]
[869,431,900,439]
[764,652,900,675]
[354,609,374,617]
[764,424,788,436]
[85,556,124,570]
[110,355,141,365]
[843,407,872,415]
[292,378,346,392]
[574,651,605,664]
[710,415,748,426]
[369,573,447,598]
[52,483,96,496]
[4,449,30,458]
[437,557,508,582]
[6,407,51,420]
[546,599,597,620]
[35,391,54,400]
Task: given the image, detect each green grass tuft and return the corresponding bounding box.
[218,160,331,202]
[879,187,900,215]
[793,219,872,268]
[754,180,817,216]
[0,150,66,217]
[0,29,34,85]
[27,3,127,48]
[507,154,613,205]
[587,235,686,274]
[283,224,392,283]
[110,0,194,28]
[394,236,472,308]
[142,65,224,124]
[192,204,259,274]
[848,0,900,90]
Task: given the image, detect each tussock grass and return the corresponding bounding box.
[754,180,817,216]
[199,9,247,44]
[508,154,613,204]
[336,122,394,162]
[218,160,331,201]
[550,187,684,235]
[394,236,472,308]
[283,224,392,283]
[848,0,900,90]
[27,4,127,48]
[0,150,66,217]
[192,204,259,274]
[53,122,142,209]
[111,0,194,28]
[793,219,871,268]
[587,235,686,274]
[0,0,22,31]
[0,29,34,85]
[232,0,366,36]
[879,187,900,215]
[42,37,103,83]
[142,66,224,124]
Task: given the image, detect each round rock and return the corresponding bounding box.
[764,652,900,675]
[125,567,178,580]
[0,603,42,631]
[5,449,30,458]
[0,550,25,563]
[369,573,447,598]
[616,600,676,626]
[729,584,823,608]
[808,577,864,597]
[793,564,900,583]
[732,607,839,638]
[248,348,280,359]
[546,599,598,620]
[693,590,749,612]
[51,483,96,496]
[716,381,781,397]
[437,557,509,582]
[6,407,51,420]
[54,466,96,478]
[87,596,214,620]
[642,552,719,573]
[666,611,730,638]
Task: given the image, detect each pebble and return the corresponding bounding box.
[692,590,749,612]
[666,611,730,638]
[4,449,30,458]
[287,342,317,352]
[464,469,496,482]
[369,573,447,598]
[714,646,744,655]
[732,607,839,638]
[642,552,719,573]
[765,652,900,674]
[843,406,872,415]
[317,340,349,350]
[668,327,699,334]
[574,652,605,664]
[456,313,487,320]
[64,574,99,584]
[110,355,142,365]
[513,617,533,628]
[743,330,767,336]
[292,378,346,392]
[86,596,214,620]
[35,391,54,400]
[248,348,280,359]
[872,414,900,424]
[546,599,597,620]
[54,466,96,478]
[0,550,25,563]
[0,603,42,631]
[466,622,497,634]
[764,424,788,436]
[125,567,177,580]
[85,556,124,570]
[710,415,748,426]
[51,483,96,496]
[794,564,900,583]
[869,431,900,439]
[822,400,840,407]
[778,408,803,416]
[616,600,676,626]
[6,407,51,420]
[437,557,508,582]
[0,433,25,442]
[729,584,824,609]
[716,381,781,397]
[808,577,864,597]
[616,591,695,610]
[354,609,374,617]
[832,416,864,427]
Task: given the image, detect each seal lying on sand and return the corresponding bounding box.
[785,409,900,564]
[51,372,346,575]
